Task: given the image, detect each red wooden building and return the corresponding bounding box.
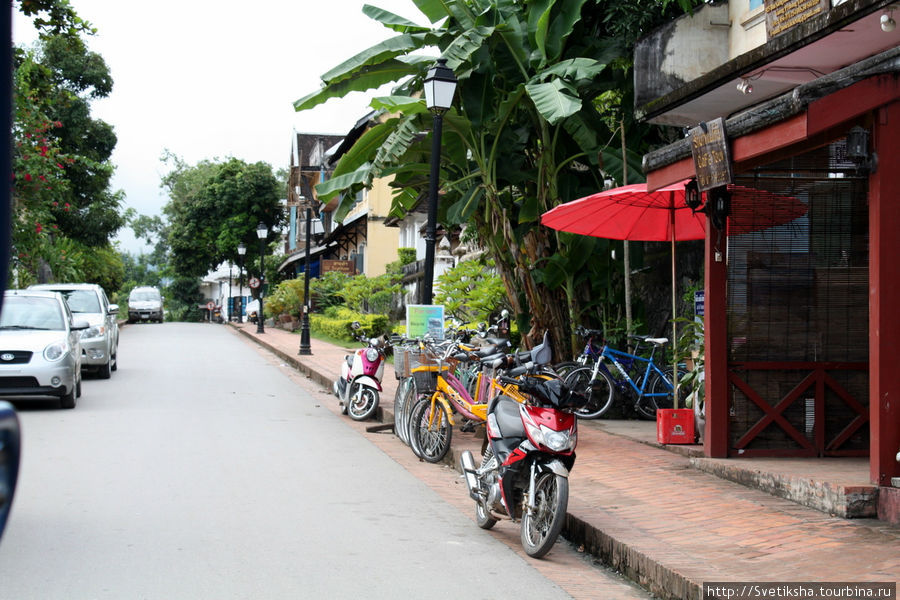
[633,0,899,487]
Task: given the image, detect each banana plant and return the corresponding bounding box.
[295,0,691,355]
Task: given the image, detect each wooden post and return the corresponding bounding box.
[869,100,900,486]
[704,216,729,457]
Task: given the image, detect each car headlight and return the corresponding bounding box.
[365,348,379,362]
[44,341,70,362]
[81,325,105,340]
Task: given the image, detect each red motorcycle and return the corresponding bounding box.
[460,366,586,558]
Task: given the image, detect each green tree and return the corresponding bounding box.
[12,1,126,287]
[295,0,696,357]
[434,257,507,325]
[161,154,285,280]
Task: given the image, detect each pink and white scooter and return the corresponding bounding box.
[333,322,389,421]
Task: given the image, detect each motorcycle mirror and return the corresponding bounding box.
[0,401,21,541]
[500,309,509,319]
[351,321,361,330]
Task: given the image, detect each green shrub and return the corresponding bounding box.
[310,271,350,311]
[266,277,305,319]
[310,306,389,342]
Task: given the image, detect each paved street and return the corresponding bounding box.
[0,322,644,600]
[231,321,900,600]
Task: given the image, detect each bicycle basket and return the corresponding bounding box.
[412,371,438,393]
[394,347,411,379]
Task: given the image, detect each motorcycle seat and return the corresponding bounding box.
[493,397,525,438]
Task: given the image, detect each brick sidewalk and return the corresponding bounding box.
[230,322,899,600]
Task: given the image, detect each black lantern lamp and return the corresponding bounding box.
[708,186,731,231]
[256,222,267,334]
[846,126,877,172]
[237,242,246,322]
[684,179,703,211]
[421,58,458,305]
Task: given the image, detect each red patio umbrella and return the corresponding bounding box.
[541,179,807,407]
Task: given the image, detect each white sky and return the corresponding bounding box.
[13,0,427,254]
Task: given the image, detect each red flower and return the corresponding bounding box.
[52,201,58,207]
[57,163,64,169]
[24,173,32,182]
[35,223,42,233]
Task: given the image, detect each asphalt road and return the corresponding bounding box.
[0,322,575,599]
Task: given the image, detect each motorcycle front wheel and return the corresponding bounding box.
[347,383,379,421]
[521,471,568,558]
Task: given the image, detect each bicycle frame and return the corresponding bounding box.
[600,346,673,400]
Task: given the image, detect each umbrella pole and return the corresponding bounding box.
[621,121,633,343]
[671,209,679,409]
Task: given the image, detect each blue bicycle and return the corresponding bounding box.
[563,328,685,420]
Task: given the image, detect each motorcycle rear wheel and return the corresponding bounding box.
[347,383,379,421]
[475,499,498,530]
[474,447,498,529]
[409,399,452,463]
[521,472,568,558]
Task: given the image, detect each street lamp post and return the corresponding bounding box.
[237,242,246,322]
[299,203,313,355]
[256,222,267,334]
[421,58,457,305]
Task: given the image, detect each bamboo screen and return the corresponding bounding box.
[725,137,869,454]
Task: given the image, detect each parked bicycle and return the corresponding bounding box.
[564,328,686,420]
[408,332,555,463]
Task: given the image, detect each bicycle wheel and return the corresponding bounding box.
[393,377,416,445]
[564,367,616,419]
[409,399,453,463]
[552,361,580,378]
[639,367,689,419]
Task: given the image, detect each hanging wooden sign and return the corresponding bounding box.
[690,117,733,192]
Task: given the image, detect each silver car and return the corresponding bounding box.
[0,290,89,409]
[29,283,120,378]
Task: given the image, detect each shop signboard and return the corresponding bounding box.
[690,117,733,192]
[322,259,356,275]
[765,0,828,38]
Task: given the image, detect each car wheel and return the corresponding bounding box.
[60,386,76,409]
[99,359,111,379]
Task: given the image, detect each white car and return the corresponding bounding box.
[127,286,164,323]
[29,283,119,378]
[0,290,89,409]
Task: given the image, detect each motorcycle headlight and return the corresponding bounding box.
[44,341,70,362]
[81,325,105,340]
[365,348,379,362]
[542,426,576,452]
[523,418,576,452]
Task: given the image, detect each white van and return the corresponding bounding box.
[127,286,164,323]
